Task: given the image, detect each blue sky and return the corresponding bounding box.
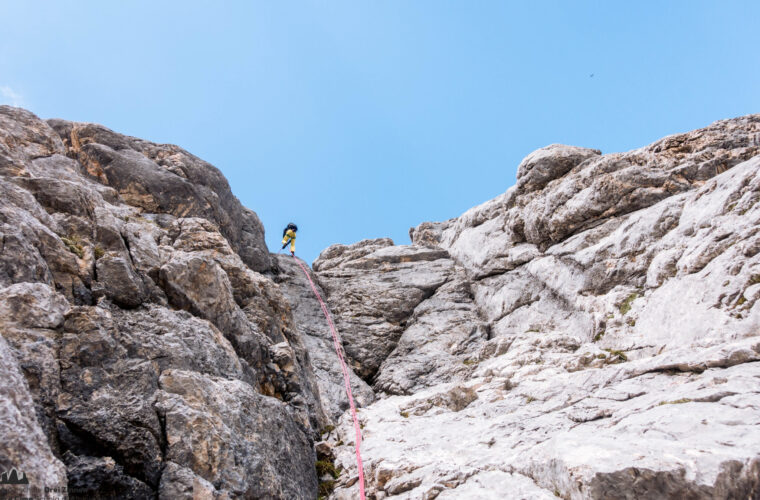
[2,1,759,264]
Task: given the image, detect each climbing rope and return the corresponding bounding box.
[292,255,366,500]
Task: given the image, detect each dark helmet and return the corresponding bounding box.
[287,222,298,232]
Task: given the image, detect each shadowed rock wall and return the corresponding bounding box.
[0,106,333,499]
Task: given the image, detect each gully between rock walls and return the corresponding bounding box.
[1,106,759,499]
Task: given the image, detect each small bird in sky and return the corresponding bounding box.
[590,73,594,78]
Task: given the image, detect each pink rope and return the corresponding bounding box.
[293,255,366,499]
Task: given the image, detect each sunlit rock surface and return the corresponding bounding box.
[325,115,760,499]
[2,104,759,499]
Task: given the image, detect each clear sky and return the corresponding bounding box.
[2,1,759,265]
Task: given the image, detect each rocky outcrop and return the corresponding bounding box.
[0,106,334,499]
[323,115,760,499]
[314,240,487,393]
[3,104,760,500]
[415,114,760,280]
[46,118,271,273]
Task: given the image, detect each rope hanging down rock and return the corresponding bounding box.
[292,255,366,499]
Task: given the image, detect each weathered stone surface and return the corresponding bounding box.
[516,143,601,193]
[160,250,264,363]
[47,118,271,272]
[95,252,148,307]
[159,461,229,500]
[418,115,760,281]
[0,183,80,291]
[0,106,65,169]
[313,241,488,397]
[274,254,375,421]
[328,115,760,499]
[4,105,760,500]
[0,106,326,497]
[64,452,154,499]
[314,240,457,382]
[0,282,70,328]
[0,335,67,499]
[435,470,558,499]
[156,369,318,499]
[373,267,488,395]
[514,115,760,248]
[0,283,69,455]
[158,219,328,431]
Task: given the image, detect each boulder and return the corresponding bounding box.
[95,252,147,307]
[0,282,70,328]
[516,143,600,193]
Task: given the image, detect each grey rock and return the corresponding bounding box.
[156,369,318,499]
[514,115,760,248]
[314,239,455,381]
[95,252,147,307]
[5,105,760,500]
[159,250,269,382]
[12,176,103,218]
[0,284,69,453]
[159,461,230,500]
[330,115,760,499]
[0,187,78,289]
[373,268,487,395]
[313,241,487,397]
[516,143,600,193]
[0,335,67,499]
[2,323,63,456]
[0,106,65,169]
[158,218,328,431]
[55,304,254,490]
[1,106,328,497]
[47,118,271,272]
[0,282,70,328]
[274,254,375,421]
[64,452,154,500]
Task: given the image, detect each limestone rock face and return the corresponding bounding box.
[314,239,486,389]
[516,144,601,193]
[0,335,68,500]
[0,106,327,499]
[156,369,318,499]
[274,254,375,420]
[46,117,271,273]
[4,104,760,500]
[324,115,760,499]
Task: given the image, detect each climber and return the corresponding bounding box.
[281,222,297,255]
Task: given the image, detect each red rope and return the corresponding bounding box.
[292,255,366,499]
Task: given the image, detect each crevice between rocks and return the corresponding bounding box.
[637,358,760,378]
[57,417,158,495]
